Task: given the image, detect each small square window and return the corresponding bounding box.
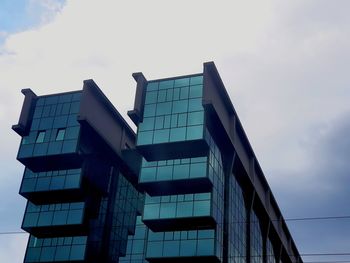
[56,129,66,141]
[36,131,46,143]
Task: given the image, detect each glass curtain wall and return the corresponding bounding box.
[228,173,247,263]
[250,211,263,263]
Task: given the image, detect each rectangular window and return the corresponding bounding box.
[56,129,66,141]
[36,131,46,143]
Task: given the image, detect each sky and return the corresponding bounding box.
[0,0,349,262]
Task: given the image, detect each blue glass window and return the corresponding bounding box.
[145,91,158,104]
[156,102,172,116]
[159,203,176,218]
[186,125,203,140]
[157,90,167,102]
[147,82,158,91]
[157,166,173,181]
[169,127,186,142]
[23,202,85,228]
[69,244,86,260]
[172,100,188,114]
[138,131,154,145]
[174,78,190,87]
[180,87,189,100]
[188,111,204,126]
[188,98,202,112]
[144,104,156,117]
[180,240,196,256]
[173,164,190,180]
[69,101,80,114]
[53,115,68,128]
[190,162,207,178]
[189,85,203,98]
[65,126,79,140]
[155,116,164,129]
[146,241,163,258]
[197,239,214,256]
[56,129,65,141]
[153,129,170,144]
[159,80,174,89]
[139,117,155,131]
[137,76,205,146]
[143,204,160,220]
[190,76,203,85]
[176,202,193,217]
[36,131,46,143]
[163,240,179,257]
[33,143,48,156]
[61,140,77,153]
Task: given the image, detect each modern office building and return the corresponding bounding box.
[13,62,302,263]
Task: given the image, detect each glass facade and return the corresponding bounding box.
[251,211,263,263]
[139,156,208,183]
[18,92,81,159]
[107,173,145,262]
[15,71,301,263]
[137,75,204,145]
[17,90,144,262]
[25,235,87,262]
[131,75,223,262]
[140,130,225,225]
[228,174,247,263]
[20,168,82,194]
[143,192,211,220]
[119,216,148,263]
[120,216,218,262]
[23,201,85,228]
[267,238,276,263]
[145,228,216,259]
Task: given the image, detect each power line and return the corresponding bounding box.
[0,231,27,235]
[304,260,350,263]
[229,253,350,258]
[284,215,350,222]
[2,231,350,262]
[301,253,350,257]
[235,253,350,257]
[226,215,350,225]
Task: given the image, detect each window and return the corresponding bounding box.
[36,131,46,143]
[56,129,66,141]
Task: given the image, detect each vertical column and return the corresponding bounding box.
[263,221,271,263]
[222,152,236,263]
[246,190,255,263]
[100,165,118,262]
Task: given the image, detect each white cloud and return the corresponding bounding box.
[0,2,274,261]
[26,0,66,26]
[0,31,7,38]
[0,0,274,152]
[1,0,350,261]
[0,234,28,263]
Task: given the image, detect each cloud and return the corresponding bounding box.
[0,31,7,38]
[1,0,350,262]
[263,113,350,260]
[0,234,28,263]
[27,0,66,25]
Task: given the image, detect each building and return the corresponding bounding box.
[13,81,144,262]
[13,62,302,263]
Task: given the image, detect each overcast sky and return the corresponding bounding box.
[1,0,350,262]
